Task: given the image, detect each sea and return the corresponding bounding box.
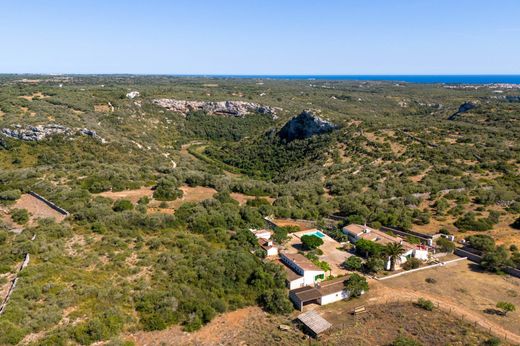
[186,75,520,84]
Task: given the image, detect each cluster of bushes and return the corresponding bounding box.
[465,235,518,272]
[454,211,499,232]
[153,179,183,201]
[0,189,21,204]
[10,208,29,224]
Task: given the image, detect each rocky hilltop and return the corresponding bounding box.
[1,124,105,142]
[278,110,337,141]
[152,99,279,119]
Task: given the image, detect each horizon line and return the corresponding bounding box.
[1,73,520,76]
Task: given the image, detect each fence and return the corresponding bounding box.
[380,226,439,246]
[0,253,30,315]
[377,257,467,281]
[28,191,69,216]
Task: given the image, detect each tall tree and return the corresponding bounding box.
[385,242,406,271]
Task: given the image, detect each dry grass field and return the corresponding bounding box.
[321,302,504,346]
[381,261,520,339]
[230,192,275,206]
[97,187,154,204]
[271,218,316,231]
[96,185,217,213]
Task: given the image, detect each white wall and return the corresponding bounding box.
[288,277,306,290]
[303,270,325,286]
[319,289,349,305]
[413,249,429,260]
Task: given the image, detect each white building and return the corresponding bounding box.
[250,229,272,240]
[258,238,278,257]
[289,276,353,310]
[342,224,429,270]
[280,253,325,289]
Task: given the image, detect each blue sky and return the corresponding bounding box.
[1,0,519,74]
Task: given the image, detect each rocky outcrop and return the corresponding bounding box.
[448,101,478,120]
[505,96,520,103]
[1,124,105,142]
[126,91,140,99]
[152,99,279,119]
[278,110,337,141]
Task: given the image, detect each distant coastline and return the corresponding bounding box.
[182,75,520,84]
[2,74,520,84]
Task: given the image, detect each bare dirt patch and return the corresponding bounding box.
[94,104,111,113]
[147,185,218,214]
[18,92,48,101]
[13,194,67,225]
[230,193,275,206]
[96,188,154,204]
[168,186,217,209]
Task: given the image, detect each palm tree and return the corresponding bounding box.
[385,242,406,271]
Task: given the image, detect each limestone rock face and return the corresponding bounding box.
[152,99,279,119]
[1,124,105,142]
[278,110,337,141]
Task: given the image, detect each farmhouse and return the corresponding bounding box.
[343,224,429,269]
[258,238,278,257]
[250,229,278,256]
[280,252,325,289]
[250,228,272,240]
[289,276,350,311]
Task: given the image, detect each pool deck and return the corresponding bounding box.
[292,229,321,238]
[285,230,352,276]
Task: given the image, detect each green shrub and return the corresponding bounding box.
[466,234,495,252]
[425,277,437,284]
[481,246,512,272]
[402,258,421,270]
[344,273,368,297]
[260,289,293,314]
[344,256,363,271]
[436,237,455,253]
[301,234,323,250]
[364,257,385,273]
[10,208,29,224]
[483,337,501,346]
[0,320,25,345]
[455,212,494,231]
[415,298,434,311]
[153,179,183,201]
[496,301,516,316]
[391,335,423,346]
[0,189,21,202]
[112,199,133,212]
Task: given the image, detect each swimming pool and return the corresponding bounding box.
[308,231,325,238]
